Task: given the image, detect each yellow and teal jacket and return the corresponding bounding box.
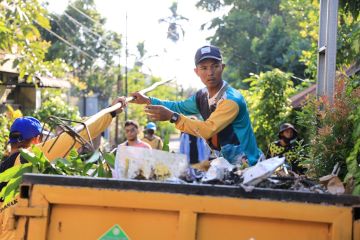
[150,82,262,165]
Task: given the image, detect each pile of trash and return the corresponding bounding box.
[183,156,348,194]
[114,146,344,194]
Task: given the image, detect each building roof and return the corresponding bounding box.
[290,85,316,108]
[290,63,360,108]
[1,54,71,89]
[36,76,71,89]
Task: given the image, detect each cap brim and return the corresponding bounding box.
[196,56,222,65]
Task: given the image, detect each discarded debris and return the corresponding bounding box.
[319,162,345,194]
[201,157,235,183]
[242,156,285,186]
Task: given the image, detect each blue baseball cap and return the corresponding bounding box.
[145,122,156,131]
[194,45,222,65]
[8,116,42,143]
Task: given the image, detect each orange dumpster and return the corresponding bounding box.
[8,174,360,240]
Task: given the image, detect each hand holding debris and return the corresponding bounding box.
[111,96,127,114]
[130,92,151,105]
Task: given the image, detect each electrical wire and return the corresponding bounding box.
[62,11,118,51]
[50,15,100,57]
[34,19,96,60]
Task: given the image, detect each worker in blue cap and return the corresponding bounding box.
[0,116,43,190]
[0,97,128,183]
[142,122,163,150]
[128,45,263,166]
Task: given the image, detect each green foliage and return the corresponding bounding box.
[40,0,122,99]
[281,0,360,77]
[344,75,360,195]
[337,10,360,66]
[0,145,115,205]
[32,90,80,129]
[0,114,10,160]
[345,139,360,195]
[197,0,359,86]
[0,105,23,160]
[42,0,122,73]
[197,0,310,88]
[297,77,360,181]
[162,130,170,152]
[0,0,70,82]
[241,69,295,151]
[340,0,360,19]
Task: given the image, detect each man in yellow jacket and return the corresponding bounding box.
[128,45,263,166]
[0,97,127,239]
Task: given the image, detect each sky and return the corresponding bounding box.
[45,0,228,89]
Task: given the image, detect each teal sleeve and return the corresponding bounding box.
[149,96,199,115]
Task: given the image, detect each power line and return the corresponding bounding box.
[62,11,118,51]
[67,2,118,45]
[50,15,99,57]
[60,13,108,50]
[63,11,102,39]
[68,3,99,25]
[34,20,96,60]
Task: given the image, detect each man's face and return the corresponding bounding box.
[124,125,138,141]
[194,59,225,89]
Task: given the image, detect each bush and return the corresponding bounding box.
[0,106,23,160]
[32,91,80,130]
[241,69,296,151]
[297,74,360,181]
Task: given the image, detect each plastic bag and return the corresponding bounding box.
[113,145,188,180]
[201,157,236,183]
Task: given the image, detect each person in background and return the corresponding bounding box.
[121,120,151,149]
[142,122,163,150]
[268,123,304,173]
[179,116,210,164]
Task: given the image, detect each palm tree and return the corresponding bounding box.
[158,2,189,42]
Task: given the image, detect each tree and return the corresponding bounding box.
[281,0,359,77]
[40,0,122,100]
[0,0,69,82]
[241,69,295,151]
[159,2,189,42]
[32,90,81,129]
[196,0,310,88]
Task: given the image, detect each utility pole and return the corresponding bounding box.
[125,12,128,121]
[115,58,122,145]
[316,0,339,103]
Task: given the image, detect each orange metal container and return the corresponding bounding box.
[10,174,360,240]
